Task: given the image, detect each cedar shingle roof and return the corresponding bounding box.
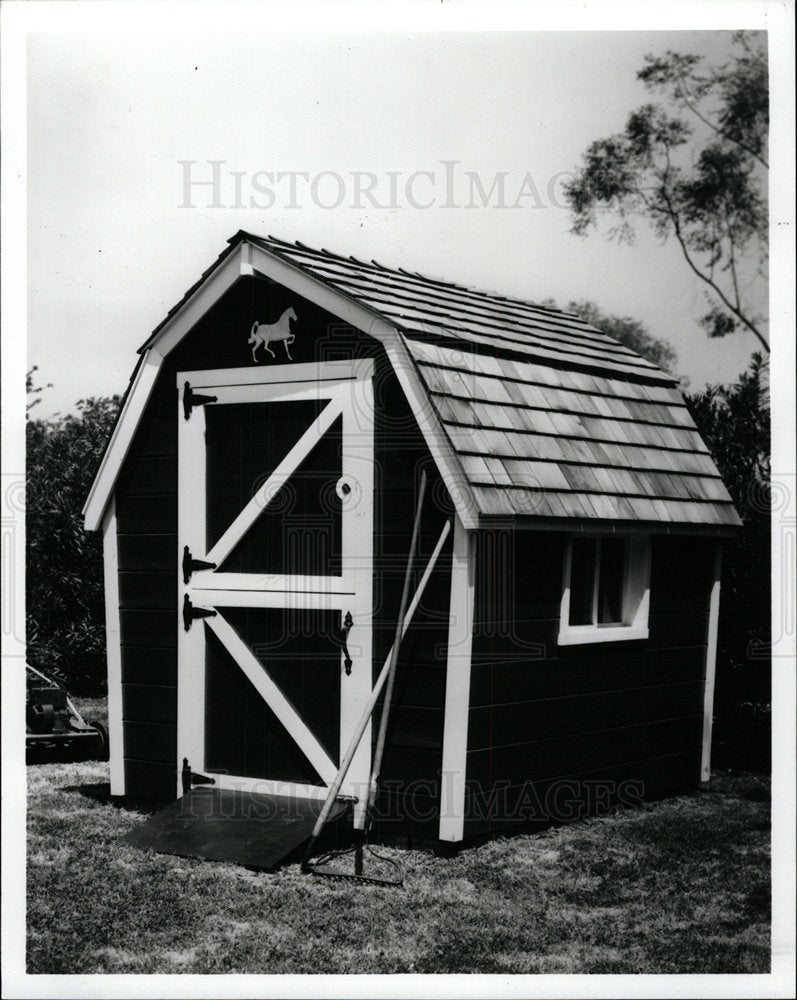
[243,234,740,529]
[250,233,671,383]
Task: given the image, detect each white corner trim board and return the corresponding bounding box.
[439,517,476,842]
[101,496,125,795]
[701,541,723,781]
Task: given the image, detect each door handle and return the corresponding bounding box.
[340,611,354,676]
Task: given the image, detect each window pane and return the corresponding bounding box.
[598,537,626,624]
[569,537,596,625]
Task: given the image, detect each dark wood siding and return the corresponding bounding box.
[116,359,179,799]
[368,355,453,842]
[463,532,714,838]
[113,275,452,809]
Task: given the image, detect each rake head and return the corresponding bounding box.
[304,838,403,887]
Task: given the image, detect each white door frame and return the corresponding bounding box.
[176,359,374,817]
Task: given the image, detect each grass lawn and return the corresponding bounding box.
[26,741,770,976]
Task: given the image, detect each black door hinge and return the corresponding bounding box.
[181,757,216,794]
[182,545,217,584]
[183,381,218,420]
[182,594,217,631]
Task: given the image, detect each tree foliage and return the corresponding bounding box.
[26,375,120,693]
[566,299,678,375]
[684,354,771,767]
[542,297,679,374]
[565,33,768,351]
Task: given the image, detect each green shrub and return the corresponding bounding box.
[684,353,771,770]
[26,374,120,694]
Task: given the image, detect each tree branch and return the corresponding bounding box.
[724,208,743,312]
[662,190,769,351]
[673,70,769,169]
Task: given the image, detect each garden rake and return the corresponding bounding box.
[302,471,435,886]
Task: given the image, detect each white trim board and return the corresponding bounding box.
[83,351,162,532]
[181,357,374,388]
[439,516,476,843]
[701,541,723,781]
[101,496,125,796]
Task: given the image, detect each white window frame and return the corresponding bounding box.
[558,534,651,645]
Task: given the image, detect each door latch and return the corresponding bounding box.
[182,594,217,631]
[182,545,217,584]
[340,611,354,676]
[182,381,218,420]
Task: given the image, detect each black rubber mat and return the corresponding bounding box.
[123,787,350,871]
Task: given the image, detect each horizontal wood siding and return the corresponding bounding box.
[369,356,452,837]
[462,749,701,839]
[124,759,177,801]
[464,532,713,836]
[115,357,178,799]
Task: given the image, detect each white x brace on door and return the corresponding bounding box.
[176,360,374,817]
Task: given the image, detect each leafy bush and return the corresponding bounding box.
[684,353,771,769]
[26,373,120,694]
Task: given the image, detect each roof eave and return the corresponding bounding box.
[476,513,742,536]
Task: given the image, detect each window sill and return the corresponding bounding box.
[557,626,649,646]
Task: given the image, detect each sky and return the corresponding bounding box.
[19,16,779,419]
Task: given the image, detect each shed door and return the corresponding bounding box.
[176,361,374,813]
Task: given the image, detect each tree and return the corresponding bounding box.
[26,376,121,693]
[565,32,768,352]
[684,353,771,768]
[567,299,678,374]
[543,297,679,374]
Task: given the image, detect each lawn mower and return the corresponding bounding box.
[26,664,109,763]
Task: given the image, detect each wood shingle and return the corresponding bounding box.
[235,234,739,530]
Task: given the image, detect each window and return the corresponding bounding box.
[558,535,651,645]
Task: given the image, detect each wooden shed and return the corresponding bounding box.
[83,231,740,854]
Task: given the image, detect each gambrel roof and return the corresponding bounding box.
[84,231,740,532]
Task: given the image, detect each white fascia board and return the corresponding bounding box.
[82,349,163,531]
[143,242,252,356]
[83,244,253,530]
[246,242,480,530]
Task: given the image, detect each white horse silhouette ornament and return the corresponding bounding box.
[248,306,297,362]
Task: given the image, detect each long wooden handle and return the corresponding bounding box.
[301,513,450,868]
[366,470,427,821]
